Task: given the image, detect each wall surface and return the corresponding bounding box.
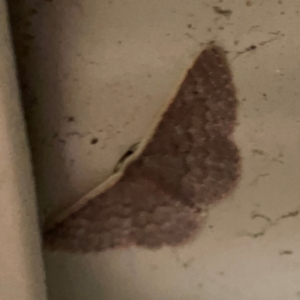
[7,0,300,299]
[0,1,47,299]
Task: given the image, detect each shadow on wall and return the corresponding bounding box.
[6,0,95,217]
[45,252,104,300]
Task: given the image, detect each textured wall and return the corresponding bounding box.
[0,1,46,299]
[7,0,300,299]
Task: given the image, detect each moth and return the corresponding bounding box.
[44,44,241,253]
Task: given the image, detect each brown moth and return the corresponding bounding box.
[44,44,241,253]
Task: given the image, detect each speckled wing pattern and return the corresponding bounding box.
[44,45,241,252]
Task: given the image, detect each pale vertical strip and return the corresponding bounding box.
[0,1,47,299]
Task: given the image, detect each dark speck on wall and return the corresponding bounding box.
[90,138,99,145]
[213,6,232,17]
[247,45,257,51]
[279,250,293,255]
[67,116,75,122]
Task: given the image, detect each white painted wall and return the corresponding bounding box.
[8,0,300,299]
[0,2,47,299]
